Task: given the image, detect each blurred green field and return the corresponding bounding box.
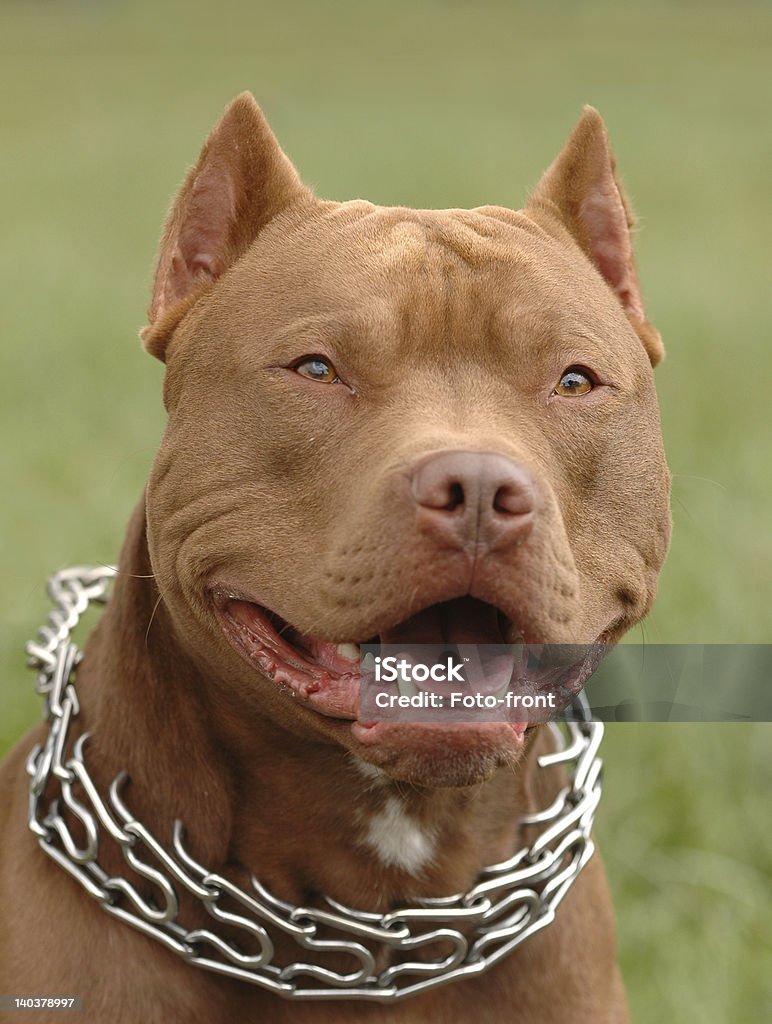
[1,1,770,1019]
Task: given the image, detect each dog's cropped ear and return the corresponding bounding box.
[526,107,664,366]
[141,93,308,361]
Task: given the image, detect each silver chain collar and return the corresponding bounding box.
[25,566,604,1003]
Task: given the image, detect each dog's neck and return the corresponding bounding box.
[75,499,556,909]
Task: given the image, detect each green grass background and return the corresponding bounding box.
[1,0,770,1018]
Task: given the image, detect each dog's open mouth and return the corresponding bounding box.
[211,593,533,721]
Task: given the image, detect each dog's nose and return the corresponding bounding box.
[410,451,536,550]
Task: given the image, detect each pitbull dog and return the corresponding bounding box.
[0,95,670,1022]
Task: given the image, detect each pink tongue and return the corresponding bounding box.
[380,598,512,697]
[380,597,504,645]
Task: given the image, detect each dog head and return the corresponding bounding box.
[140,94,670,785]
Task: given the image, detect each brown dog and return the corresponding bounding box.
[0,95,670,1022]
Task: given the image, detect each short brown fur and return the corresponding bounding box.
[0,94,670,1022]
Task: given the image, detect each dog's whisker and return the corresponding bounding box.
[144,593,165,648]
[104,562,157,580]
[670,472,726,492]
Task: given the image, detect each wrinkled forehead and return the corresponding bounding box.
[224,200,630,360]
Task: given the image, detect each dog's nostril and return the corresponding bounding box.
[411,471,466,511]
[446,481,465,511]
[493,481,534,517]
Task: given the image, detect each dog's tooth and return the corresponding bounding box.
[336,642,360,662]
[494,680,510,701]
[508,635,527,672]
[361,652,376,673]
[397,664,418,698]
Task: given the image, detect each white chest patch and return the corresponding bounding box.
[363,796,436,875]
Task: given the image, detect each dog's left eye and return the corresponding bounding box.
[554,367,594,397]
[292,356,341,384]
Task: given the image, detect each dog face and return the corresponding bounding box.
[141,95,670,785]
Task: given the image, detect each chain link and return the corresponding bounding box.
[25,566,604,1002]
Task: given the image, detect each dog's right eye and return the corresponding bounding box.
[291,356,341,384]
